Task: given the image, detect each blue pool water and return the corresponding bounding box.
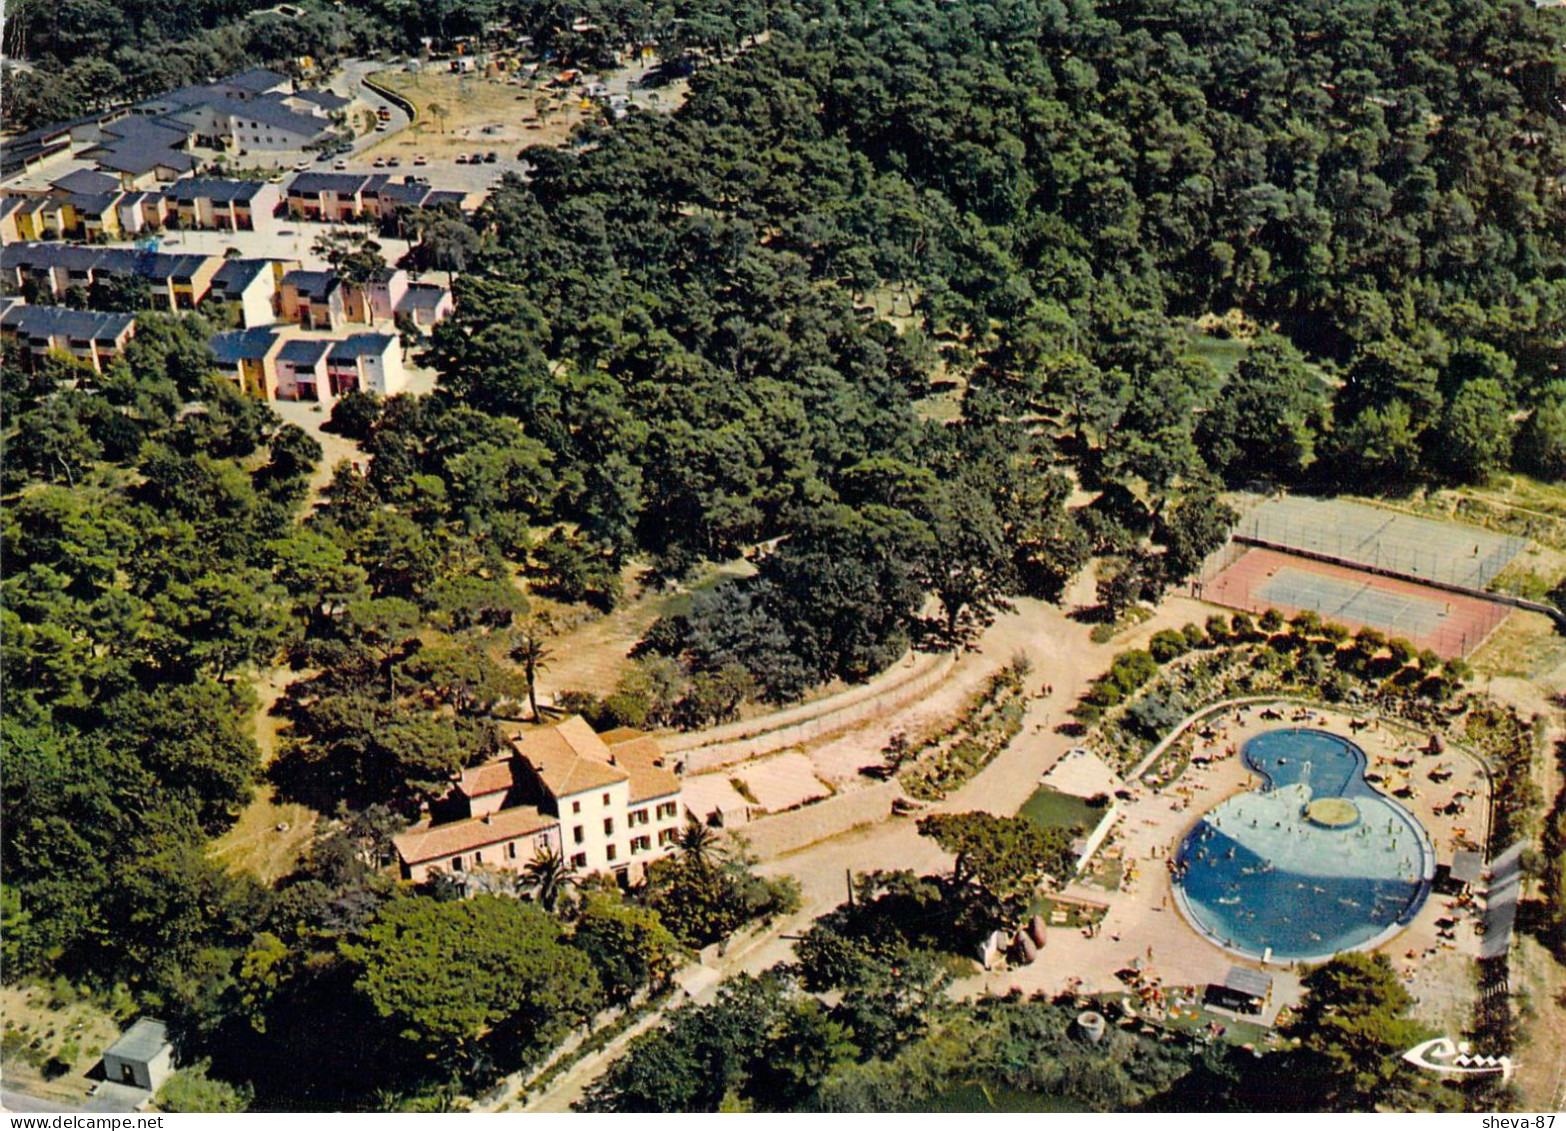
[1173,729,1434,962]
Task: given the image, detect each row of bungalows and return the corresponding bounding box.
[0,173,283,244]
[278,266,453,331]
[1,243,453,333]
[0,299,137,372]
[285,173,473,223]
[0,242,222,310]
[165,178,283,231]
[210,326,406,402]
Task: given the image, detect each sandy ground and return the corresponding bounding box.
[0,987,122,1105]
[209,665,319,881]
[1511,935,1566,1110]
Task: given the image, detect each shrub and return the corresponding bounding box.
[1259,608,1284,633]
[1148,629,1189,663]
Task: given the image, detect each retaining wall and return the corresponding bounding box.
[675,651,957,773]
[737,781,905,860]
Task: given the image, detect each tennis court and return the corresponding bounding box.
[1235,496,1527,590]
[1200,548,1509,658]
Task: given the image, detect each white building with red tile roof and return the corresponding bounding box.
[393,716,685,886]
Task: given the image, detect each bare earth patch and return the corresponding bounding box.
[0,986,123,1104]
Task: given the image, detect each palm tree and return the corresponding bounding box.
[676,815,725,868]
[522,847,577,911]
[510,615,554,721]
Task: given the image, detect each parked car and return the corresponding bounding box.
[375,123,388,132]
[372,157,387,168]
[413,154,428,166]
[294,159,313,171]
[334,160,348,169]
[470,153,484,164]
[484,151,498,163]
[387,157,401,167]
[316,151,334,162]
[455,154,469,164]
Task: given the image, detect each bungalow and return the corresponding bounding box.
[168,178,282,231]
[392,717,684,885]
[285,172,369,222]
[8,197,69,241]
[6,191,123,241]
[80,116,199,187]
[275,337,333,403]
[64,192,126,240]
[0,197,24,245]
[397,281,454,329]
[0,302,137,372]
[278,268,345,329]
[326,331,405,396]
[114,191,171,236]
[47,169,123,197]
[211,325,285,399]
[210,258,287,328]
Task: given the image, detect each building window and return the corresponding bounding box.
[603,818,614,836]
[451,855,464,871]
[657,802,678,820]
[630,809,647,827]
[605,844,617,862]
[658,829,677,846]
[632,836,650,854]
[506,842,517,860]
[572,800,581,814]
[473,850,483,864]
[573,825,584,845]
[571,853,587,869]
[602,792,611,806]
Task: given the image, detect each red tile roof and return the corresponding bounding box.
[512,715,628,797]
[393,804,556,865]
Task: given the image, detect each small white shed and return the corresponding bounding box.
[101,1018,174,1092]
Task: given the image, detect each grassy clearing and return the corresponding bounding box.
[1511,936,1566,1111]
[368,68,590,160]
[1183,331,1249,379]
[1468,610,1566,682]
[531,556,754,700]
[1019,786,1104,833]
[1362,475,1566,553]
[0,985,125,1104]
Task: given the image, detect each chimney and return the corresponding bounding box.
[482,813,493,824]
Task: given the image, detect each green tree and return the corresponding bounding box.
[572,890,682,1004]
[155,1062,251,1113]
[342,896,601,1053]
[1437,379,1515,484]
[917,811,1074,910]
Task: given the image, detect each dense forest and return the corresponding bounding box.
[3,0,1564,1112]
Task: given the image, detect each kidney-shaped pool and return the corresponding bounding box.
[1172,728,1435,963]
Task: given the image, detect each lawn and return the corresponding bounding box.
[1183,331,1249,379]
[1020,786,1104,833]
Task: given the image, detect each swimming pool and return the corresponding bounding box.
[1172,728,1434,963]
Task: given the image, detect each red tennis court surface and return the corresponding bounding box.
[1195,547,1509,659]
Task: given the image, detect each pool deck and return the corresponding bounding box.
[955,703,1490,1027]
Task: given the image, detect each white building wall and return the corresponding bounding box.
[558,780,632,874]
[361,342,406,396]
